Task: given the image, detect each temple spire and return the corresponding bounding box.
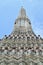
[18,6,26,18]
[11,7,32,34]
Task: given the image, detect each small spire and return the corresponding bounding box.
[18,6,26,18]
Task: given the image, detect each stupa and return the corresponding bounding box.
[0,7,43,65]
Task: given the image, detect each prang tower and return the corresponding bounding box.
[0,7,43,65]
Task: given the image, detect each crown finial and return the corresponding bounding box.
[19,6,26,18]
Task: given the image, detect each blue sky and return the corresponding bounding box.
[0,0,43,38]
